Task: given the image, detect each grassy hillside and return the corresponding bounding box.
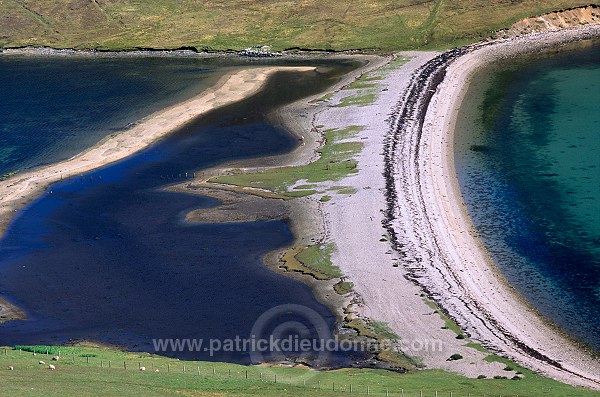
[0,0,592,51]
[1,345,599,396]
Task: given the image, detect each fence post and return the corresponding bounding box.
[367,385,370,395]
[333,382,335,391]
[124,361,126,370]
[245,370,248,379]
[197,366,200,376]
[183,364,186,373]
[212,367,215,376]
[168,363,170,373]
[386,388,389,396]
[274,374,277,383]
[350,384,353,393]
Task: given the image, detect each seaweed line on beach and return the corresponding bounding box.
[382,41,561,366]
[381,29,600,388]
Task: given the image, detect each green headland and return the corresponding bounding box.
[0,0,592,51]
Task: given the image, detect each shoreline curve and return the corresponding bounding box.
[384,26,600,388]
[0,65,316,240]
[0,65,315,323]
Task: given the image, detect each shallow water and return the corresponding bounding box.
[0,56,364,365]
[455,40,600,350]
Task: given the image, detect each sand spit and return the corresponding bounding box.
[0,66,315,240]
[0,65,313,323]
[382,27,600,387]
[0,297,25,323]
[314,51,512,378]
[175,54,389,315]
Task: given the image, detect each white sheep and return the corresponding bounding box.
[38,361,46,365]
[139,366,146,371]
[8,366,14,370]
[48,364,55,370]
[154,369,160,372]
[52,355,60,361]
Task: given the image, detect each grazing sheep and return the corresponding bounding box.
[155,369,160,372]
[8,366,14,370]
[139,366,146,371]
[38,361,46,365]
[48,364,55,370]
[52,355,60,361]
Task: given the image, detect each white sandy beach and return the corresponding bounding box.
[315,26,600,388]
[314,52,511,378]
[1,27,598,389]
[415,28,600,388]
[0,66,315,239]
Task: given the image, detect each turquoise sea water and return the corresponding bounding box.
[455,40,600,350]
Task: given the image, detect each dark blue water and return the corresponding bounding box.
[0,56,230,177]
[455,40,600,351]
[0,57,363,365]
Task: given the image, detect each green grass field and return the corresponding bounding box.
[295,243,341,278]
[212,126,363,197]
[281,243,342,280]
[1,345,598,396]
[0,1,591,51]
[1,2,598,395]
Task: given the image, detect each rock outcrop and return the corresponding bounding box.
[497,5,600,38]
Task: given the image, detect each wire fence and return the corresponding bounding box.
[3,348,523,397]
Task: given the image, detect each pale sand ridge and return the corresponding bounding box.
[315,26,600,388]
[0,66,315,239]
[315,52,510,378]
[417,28,600,388]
